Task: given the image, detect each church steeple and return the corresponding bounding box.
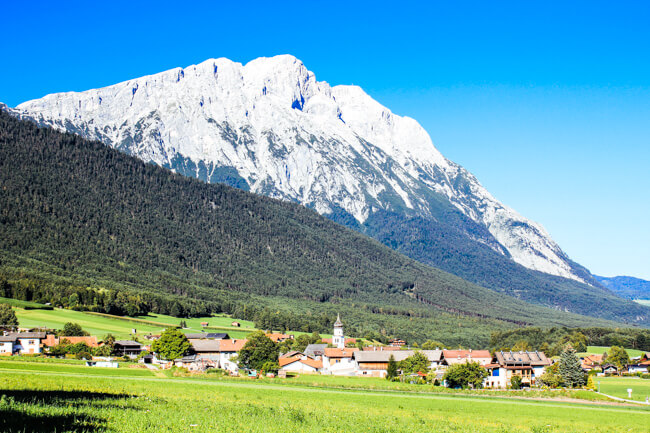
[333,314,344,349]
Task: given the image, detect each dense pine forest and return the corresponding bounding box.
[0,111,645,345]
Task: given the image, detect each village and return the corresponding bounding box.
[2,314,649,389]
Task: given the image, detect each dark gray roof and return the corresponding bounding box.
[186,333,230,340]
[354,350,442,363]
[495,351,550,366]
[114,340,142,347]
[191,340,220,352]
[304,344,327,357]
[7,332,46,339]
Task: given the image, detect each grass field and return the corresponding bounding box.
[583,346,646,358]
[0,360,648,433]
[3,296,323,340]
[596,376,650,402]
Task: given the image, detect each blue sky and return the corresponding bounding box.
[1,1,648,279]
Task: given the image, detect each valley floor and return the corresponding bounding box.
[1,359,648,433]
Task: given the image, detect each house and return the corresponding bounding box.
[581,354,604,371]
[175,354,217,371]
[627,364,650,374]
[484,351,551,388]
[304,343,327,358]
[353,350,443,377]
[43,335,99,348]
[231,321,241,327]
[113,340,144,358]
[322,347,358,375]
[200,322,209,327]
[601,364,619,375]
[279,355,322,373]
[442,350,492,366]
[0,335,16,355]
[266,333,294,343]
[388,338,406,347]
[0,332,47,355]
[216,339,247,372]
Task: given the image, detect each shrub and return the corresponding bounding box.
[75,351,92,360]
[510,375,522,390]
[443,362,488,389]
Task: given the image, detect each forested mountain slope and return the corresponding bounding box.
[595,275,650,300]
[0,111,645,344]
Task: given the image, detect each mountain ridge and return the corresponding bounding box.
[8,55,589,284]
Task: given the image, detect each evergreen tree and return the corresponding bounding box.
[386,354,398,380]
[0,303,18,329]
[558,347,585,387]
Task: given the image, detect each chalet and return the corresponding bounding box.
[353,350,443,377]
[601,364,619,375]
[200,322,209,327]
[43,335,99,348]
[279,355,322,373]
[231,321,241,327]
[485,351,551,388]
[113,340,144,358]
[388,338,406,347]
[442,349,492,366]
[322,347,358,375]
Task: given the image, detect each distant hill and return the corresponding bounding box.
[595,275,650,300]
[2,111,644,345]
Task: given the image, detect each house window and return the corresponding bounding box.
[29,340,35,345]
[493,369,499,376]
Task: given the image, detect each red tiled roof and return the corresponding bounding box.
[219,339,247,352]
[443,350,491,359]
[43,335,99,348]
[279,356,322,369]
[324,347,358,358]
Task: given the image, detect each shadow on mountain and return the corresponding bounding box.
[0,389,134,432]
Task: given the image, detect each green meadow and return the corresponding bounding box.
[584,346,646,358]
[0,359,648,433]
[596,376,650,403]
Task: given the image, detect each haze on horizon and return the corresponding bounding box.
[1,0,648,279]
